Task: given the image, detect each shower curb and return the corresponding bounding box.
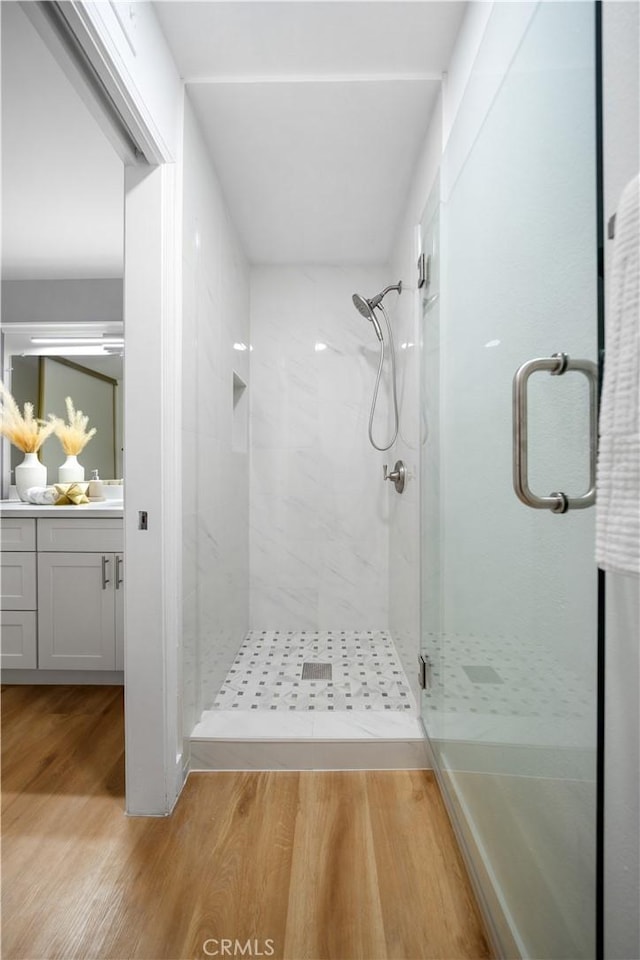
[189,736,430,772]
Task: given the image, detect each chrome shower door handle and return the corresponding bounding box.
[512,352,598,514]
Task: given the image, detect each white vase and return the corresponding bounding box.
[58,454,85,484]
[15,452,47,501]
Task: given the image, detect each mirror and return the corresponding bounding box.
[1,322,123,496]
[10,355,122,480]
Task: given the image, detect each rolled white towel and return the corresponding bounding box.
[24,486,57,505]
[596,173,640,575]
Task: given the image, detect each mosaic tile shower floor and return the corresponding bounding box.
[212,629,415,712]
[419,632,595,751]
[422,632,593,721]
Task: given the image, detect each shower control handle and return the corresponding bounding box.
[383,461,406,494]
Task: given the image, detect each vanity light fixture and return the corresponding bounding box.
[31,337,101,345]
[30,337,125,347]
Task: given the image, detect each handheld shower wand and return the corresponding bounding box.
[351,281,403,451]
[351,282,402,341]
[352,293,384,341]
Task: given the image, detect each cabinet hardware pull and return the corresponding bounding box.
[101,556,110,589]
[115,555,123,589]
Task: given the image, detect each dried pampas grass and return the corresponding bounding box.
[0,381,56,452]
[51,397,97,455]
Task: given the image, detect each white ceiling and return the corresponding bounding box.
[156,1,466,264]
[155,2,465,80]
[1,2,466,275]
[186,78,440,264]
[1,4,124,280]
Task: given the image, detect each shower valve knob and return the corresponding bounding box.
[383,461,406,494]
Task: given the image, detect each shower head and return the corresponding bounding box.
[351,281,402,341]
[352,292,372,320]
[352,293,384,341]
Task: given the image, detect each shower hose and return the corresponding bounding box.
[368,302,400,452]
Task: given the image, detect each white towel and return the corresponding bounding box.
[23,486,57,505]
[596,173,640,575]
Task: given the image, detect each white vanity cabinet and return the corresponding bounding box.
[0,512,123,675]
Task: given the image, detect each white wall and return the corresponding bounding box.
[182,94,251,731]
[249,265,390,632]
[1,3,125,281]
[1,278,123,324]
[123,158,183,815]
[602,4,640,957]
[441,1,493,149]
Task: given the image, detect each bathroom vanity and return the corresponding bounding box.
[0,502,124,682]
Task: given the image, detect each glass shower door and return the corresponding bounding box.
[420,4,599,958]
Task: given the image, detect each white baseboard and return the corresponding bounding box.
[1,669,124,685]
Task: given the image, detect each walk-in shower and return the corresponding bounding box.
[188,264,423,770]
[352,281,402,451]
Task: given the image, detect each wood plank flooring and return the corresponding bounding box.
[1,685,491,960]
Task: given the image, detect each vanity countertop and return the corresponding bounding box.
[0,501,124,519]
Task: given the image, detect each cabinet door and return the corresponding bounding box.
[0,553,36,610]
[114,553,124,672]
[1,612,37,668]
[0,518,36,551]
[38,553,115,670]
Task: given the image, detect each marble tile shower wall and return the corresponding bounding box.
[249,265,392,632]
[182,97,251,732]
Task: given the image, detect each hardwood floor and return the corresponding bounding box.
[1,685,491,960]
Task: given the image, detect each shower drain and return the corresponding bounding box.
[301,662,332,681]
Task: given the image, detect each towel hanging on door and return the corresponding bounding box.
[596,173,640,575]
